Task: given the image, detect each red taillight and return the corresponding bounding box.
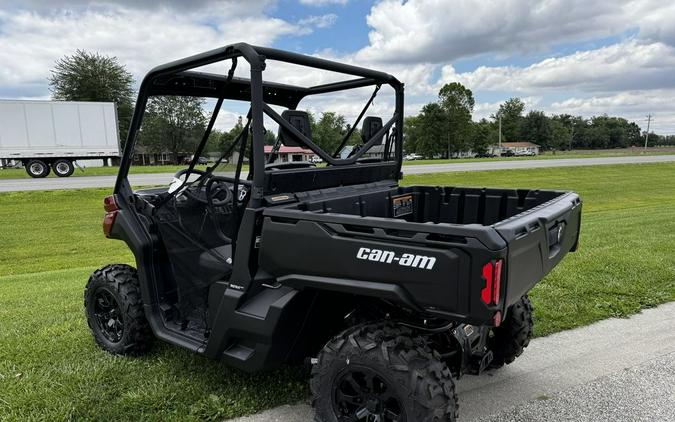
[481,259,504,305]
[104,195,119,212]
[102,195,119,237]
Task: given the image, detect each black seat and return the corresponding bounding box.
[278,110,312,146]
[361,116,384,145]
[199,244,233,281]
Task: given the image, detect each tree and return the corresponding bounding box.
[438,82,474,157]
[521,110,552,149]
[311,112,350,153]
[138,96,207,164]
[49,50,134,143]
[494,98,525,142]
[403,116,422,153]
[414,103,447,158]
[471,119,498,155]
[549,119,571,152]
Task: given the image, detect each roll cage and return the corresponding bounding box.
[115,43,405,209]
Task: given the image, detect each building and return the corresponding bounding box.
[264,145,317,163]
[493,142,540,156]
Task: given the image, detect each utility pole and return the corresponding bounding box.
[569,125,574,151]
[498,116,502,156]
[644,114,652,151]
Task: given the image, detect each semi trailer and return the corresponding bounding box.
[0,100,120,177]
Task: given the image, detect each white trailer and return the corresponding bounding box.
[0,100,121,177]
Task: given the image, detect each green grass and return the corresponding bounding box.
[403,147,675,166]
[1,163,675,420]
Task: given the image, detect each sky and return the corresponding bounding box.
[1,0,674,134]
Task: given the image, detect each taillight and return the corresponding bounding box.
[481,259,503,305]
[102,195,119,237]
[104,195,118,212]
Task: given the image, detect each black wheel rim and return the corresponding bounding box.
[332,365,405,422]
[93,288,124,343]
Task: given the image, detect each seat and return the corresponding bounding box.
[199,244,233,281]
[361,116,384,145]
[278,110,312,147]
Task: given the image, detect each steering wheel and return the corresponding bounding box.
[174,168,209,203]
[205,176,235,207]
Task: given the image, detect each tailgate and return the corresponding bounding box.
[495,192,582,306]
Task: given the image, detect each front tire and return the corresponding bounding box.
[311,322,458,422]
[52,159,75,177]
[25,159,50,178]
[84,264,153,355]
[488,295,534,368]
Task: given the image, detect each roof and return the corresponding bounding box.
[263,145,314,154]
[501,142,540,148]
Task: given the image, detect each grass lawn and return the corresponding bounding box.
[1,163,674,420]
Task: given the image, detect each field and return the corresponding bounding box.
[1,163,674,420]
[1,147,673,179]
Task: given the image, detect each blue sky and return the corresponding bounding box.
[1,0,674,133]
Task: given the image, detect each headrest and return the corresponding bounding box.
[278,110,312,147]
[361,116,384,145]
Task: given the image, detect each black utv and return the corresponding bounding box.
[85,43,582,421]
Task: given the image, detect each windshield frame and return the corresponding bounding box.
[115,43,404,208]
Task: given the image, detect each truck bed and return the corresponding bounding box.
[258,182,582,325]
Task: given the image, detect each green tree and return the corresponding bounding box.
[138,96,206,164]
[403,115,422,153]
[311,112,349,153]
[48,50,134,144]
[438,82,475,157]
[549,119,572,152]
[521,110,552,149]
[471,119,498,155]
[415,103,447,158]
[494,97,525,142]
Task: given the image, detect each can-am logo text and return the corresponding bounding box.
[356,247,436,270]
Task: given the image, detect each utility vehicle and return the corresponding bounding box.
[85,43,582,422]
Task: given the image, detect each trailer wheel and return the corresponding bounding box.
[25,159,50,178]
[52,159,75,177]
[311,322,458,422]
[84,264,154,355]
[488,295,534,368]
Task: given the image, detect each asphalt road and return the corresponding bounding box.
[227,301,675,422]
[1,154,675,193]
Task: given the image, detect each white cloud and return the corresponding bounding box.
[299,0,348,6]
[355,0,675,64]
[298,13,337,29]
[0,4,309,98]
[546,91,675,134]
[439,40,675,93]
[356,0,632,63]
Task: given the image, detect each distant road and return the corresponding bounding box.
[1,154,675,192]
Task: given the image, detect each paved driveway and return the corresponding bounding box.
[2,154,675,192]
[228,301,675,421]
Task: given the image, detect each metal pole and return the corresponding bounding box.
[498,116,502,147]
[644,114,651,151]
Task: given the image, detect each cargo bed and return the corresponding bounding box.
[258,182,582,325]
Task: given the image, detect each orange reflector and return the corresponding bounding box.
[493,311,502,327]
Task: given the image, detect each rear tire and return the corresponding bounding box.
[488,295,534,368]
[311,322,458,422]
[52,159,75,177]
[25,159,50,178]
[84,264,153,355]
